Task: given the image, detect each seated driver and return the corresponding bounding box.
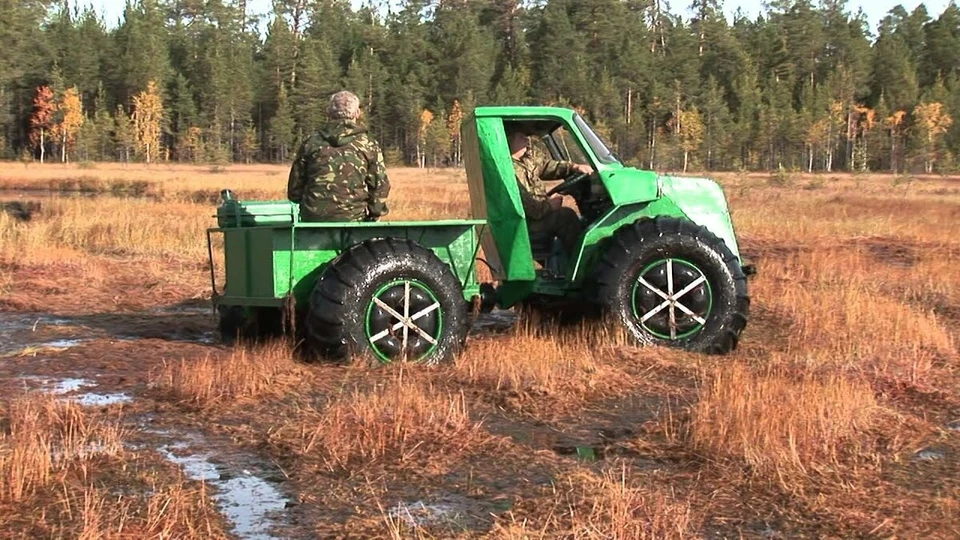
[507,124,593,256]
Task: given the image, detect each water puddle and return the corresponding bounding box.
[1,340,88,357]
[471,309,517,334]
[188,331,217,344]
[387,495,482,529]
[914,448,945,462]
[156,440,288,540]
[17,376,132,407]
[153,304,215,317]
[75,392,133,406]
[52,377,92,393]
[0,313,87,356]
[42,338,85,348]
[551,440,642,462]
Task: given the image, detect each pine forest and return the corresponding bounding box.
[1,0,959,174]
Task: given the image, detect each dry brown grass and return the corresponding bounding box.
[688,363,880,481]
[295,368,494,473]
[56,481,227,540]
[154,341,308,408]
[2,163,959,536]
[493,466,698,539]
[454,331,631,412]
[0,393,124,503]
[0,392,226,538]
[753,246,956,385]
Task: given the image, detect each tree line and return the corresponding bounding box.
[1,0,958,174]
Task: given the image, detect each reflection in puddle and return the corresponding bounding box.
[76,392,132,406]
[915,449,945,461]
[52,377,92,393]
[42,339,85,348]
[388,495,477,529]
[153,304,215,317]
[19,377,132,407]
[157,442,288,540]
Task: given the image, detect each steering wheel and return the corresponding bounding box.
[546,171,591,197]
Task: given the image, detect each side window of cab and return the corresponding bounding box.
[546,125,589,166]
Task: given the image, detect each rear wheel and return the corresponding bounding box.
[594,217,749,354]
[306,238,469,364]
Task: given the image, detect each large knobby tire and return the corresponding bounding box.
[306,238,469,365]
[594,217,749,354]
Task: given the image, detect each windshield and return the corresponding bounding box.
[574,114,620,165]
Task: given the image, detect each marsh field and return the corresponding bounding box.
[0,162,957,538]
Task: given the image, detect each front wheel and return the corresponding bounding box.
[594,217,749,354]
[305,238,469,364]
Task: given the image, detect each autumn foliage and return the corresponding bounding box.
[132,81,164,164]
[29,85,55,163]
[56,87,84,163]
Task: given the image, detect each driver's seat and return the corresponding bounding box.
[530,234,556,262]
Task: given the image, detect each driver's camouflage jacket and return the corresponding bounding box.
[512,146,579,220]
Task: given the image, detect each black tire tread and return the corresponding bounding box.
[305,238,468,363]
[594,216,750,355]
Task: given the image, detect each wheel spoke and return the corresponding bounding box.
[370,285,442,354]
[668,302,677,340]
[368,327,392,343]
[666,259,675,296]
[640,298,671,323]
[639,277,670,301]
[373,297,405,322]
[406,319,439,345]
[672,275,707,302]
[410,301,440,322]
[634,258,712,341]
[402,282,411,360]
[674,300,707,325]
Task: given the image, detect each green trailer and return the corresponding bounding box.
[207,105,753,364]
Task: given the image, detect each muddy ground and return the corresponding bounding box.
[2,171,959,538]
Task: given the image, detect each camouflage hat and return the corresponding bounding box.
[328,90,361,120]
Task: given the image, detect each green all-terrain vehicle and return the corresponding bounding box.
[207,106,754,363]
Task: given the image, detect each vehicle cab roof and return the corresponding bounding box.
[470,106,576,120]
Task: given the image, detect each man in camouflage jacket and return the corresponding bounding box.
[287,91,390,222]
[507,125,593,256]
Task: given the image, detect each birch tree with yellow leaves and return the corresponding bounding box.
[447,100,463,167]
[417,109,433,168]
[913,101,953,173]
[884,110,907,173]
[56,87,84,163]
[132,81,164,163]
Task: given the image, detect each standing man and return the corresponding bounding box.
[507,124,593,256]
[287,90,390,222]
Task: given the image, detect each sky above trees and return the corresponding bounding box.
[77,0,956,32]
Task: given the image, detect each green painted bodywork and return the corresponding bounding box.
[461,106,744,307]
[210,105,745,316]
[209,199,483,308]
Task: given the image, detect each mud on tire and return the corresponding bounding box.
[306,238,469,364]
[594,216,749,354]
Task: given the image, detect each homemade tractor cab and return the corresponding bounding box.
[207,106,753,364]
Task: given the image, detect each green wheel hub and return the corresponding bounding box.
[364,279,443,363]
[631,258,713,340]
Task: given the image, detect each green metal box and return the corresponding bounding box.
[217,200,298,228]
